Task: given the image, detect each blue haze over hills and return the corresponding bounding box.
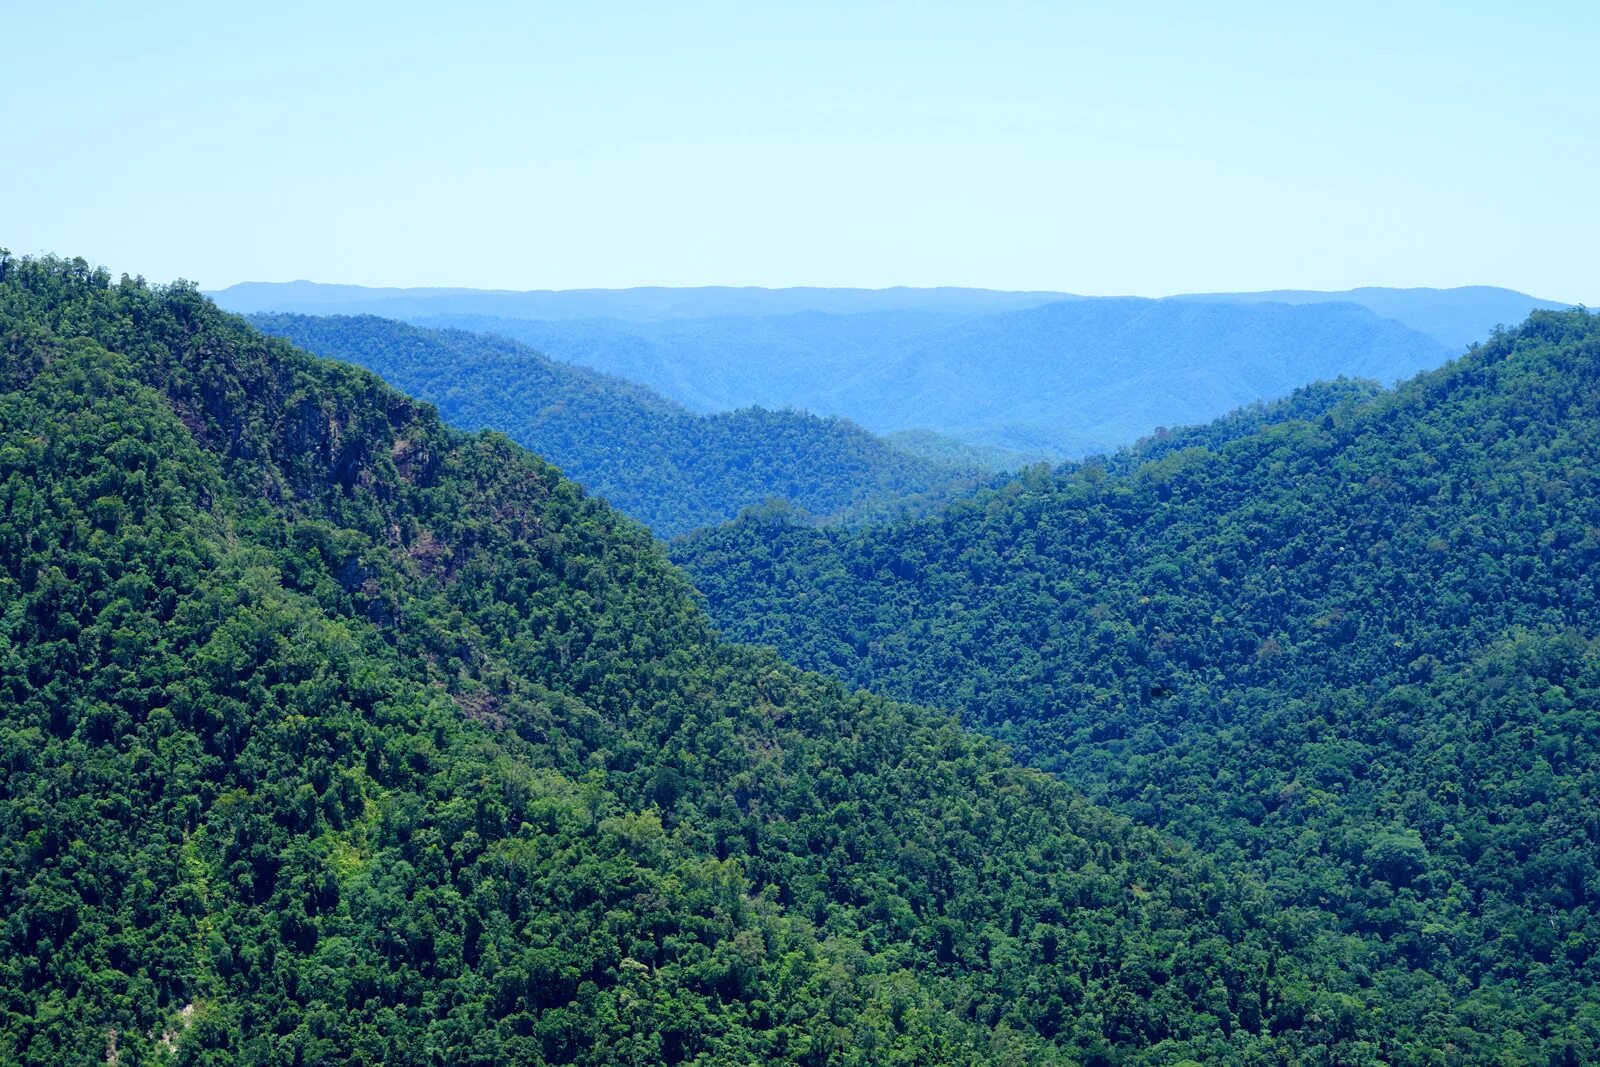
[211,283,1066,322]
[1171,286,1572,352]
[211,282,1569,458]
[247,312,986,537]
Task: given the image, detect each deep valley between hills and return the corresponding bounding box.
[2,252,1596,1065]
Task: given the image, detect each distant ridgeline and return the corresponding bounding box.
[249,313,986,538]
[2,251,1485,1065]
[212,281,1568,459]
[674,310,1600,1062]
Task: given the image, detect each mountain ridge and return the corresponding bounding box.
[416,298,1455,457]
[210,282,1566,459]
[208,280,1565,326]
[210,282,1073,321]
[248,312,985,537]
[1172,285,1573,350]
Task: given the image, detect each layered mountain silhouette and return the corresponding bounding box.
[249,313,983,537]
[213,282,1566,458]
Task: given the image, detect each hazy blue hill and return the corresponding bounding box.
[410,309,983,415]
[1177,285,1572,350]
[249,313,982,536]
[423,299,1451,457]
[212,281,1069,321]
[212,282,1560,458]
[210,281,1565,355]
[856,297,1452,454]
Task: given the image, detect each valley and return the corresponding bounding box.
[12,6,1596,1063]
[3,252,1595,1063]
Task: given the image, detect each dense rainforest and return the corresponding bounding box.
[249,313,981,537]
[675,309,1600,1062]
[0,251,1464,1066]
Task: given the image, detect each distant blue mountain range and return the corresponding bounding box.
[210,283,1569,457]
[1170,286,1571,351]
[247,312,985,536]
[210,282,1064,321]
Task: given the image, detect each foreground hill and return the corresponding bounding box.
[416,299,1453,457]
[248,313,979,537]
[0,253,1408,1064]
[674,310,1600,1062]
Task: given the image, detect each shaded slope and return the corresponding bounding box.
[248,313,980,537]
[1,254,1381,1065]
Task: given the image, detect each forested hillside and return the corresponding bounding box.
[0,252,1437,1065]
[676,310,1600,1062]
[249,313,979,537]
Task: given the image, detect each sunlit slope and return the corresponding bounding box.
[3,253,1388,1065]
[676,310,1600,1063]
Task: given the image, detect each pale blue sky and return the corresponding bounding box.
[5,1,1596,299]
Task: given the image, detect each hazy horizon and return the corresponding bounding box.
[11,256,1586,312]
[206,280,1573,302]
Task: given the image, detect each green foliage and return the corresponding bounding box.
[675,310,1600,1064]
[0,255,1392,1064]
[249,313,982,537]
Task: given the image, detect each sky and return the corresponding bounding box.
[4,1,1597,299]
